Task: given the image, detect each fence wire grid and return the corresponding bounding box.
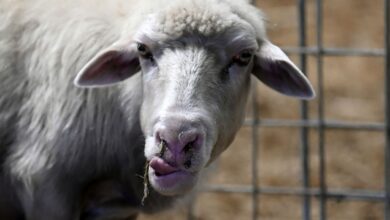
[181,0,390,220]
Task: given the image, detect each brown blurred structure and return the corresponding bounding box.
[140,0,390,219]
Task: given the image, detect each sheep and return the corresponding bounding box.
[0,0,315,219]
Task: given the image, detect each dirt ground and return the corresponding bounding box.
[140,0,386,219]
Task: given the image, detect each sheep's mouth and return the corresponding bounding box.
[147,157,198,196]
[149,157,180,176]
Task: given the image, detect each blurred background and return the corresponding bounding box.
[141,0,387,219]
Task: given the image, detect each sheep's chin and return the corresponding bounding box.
[148,166,198,196]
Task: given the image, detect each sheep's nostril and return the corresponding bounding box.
[183,142,193,154]
[183,143,194,169]
[159,140,167,157]
[184,160,192,169]
[183,141,196,154]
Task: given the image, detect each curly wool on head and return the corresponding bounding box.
[154,1,234,37]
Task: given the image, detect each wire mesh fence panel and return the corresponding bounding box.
[140,0,389,219]
[190,1,390,220]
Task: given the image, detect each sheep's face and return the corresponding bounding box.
[75,1,314,197]
[133,9,263,195]
[138,35,255,196]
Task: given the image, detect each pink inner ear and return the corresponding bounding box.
[252,58,315,99]
[81,51,118,81]
[76,50,140,87]
[250,41,315,99]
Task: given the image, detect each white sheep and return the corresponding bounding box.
[0,0,314,219]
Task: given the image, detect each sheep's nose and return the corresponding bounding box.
[154,118,204,165]
[157,127,201,154]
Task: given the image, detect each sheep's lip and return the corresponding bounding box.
[149,157,180,176]
[148,157,197,195]
[149,167,192,188]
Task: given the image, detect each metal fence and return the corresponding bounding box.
[186,0,390,219]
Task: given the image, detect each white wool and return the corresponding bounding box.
[0,0,281,218]
[1,1,267,181]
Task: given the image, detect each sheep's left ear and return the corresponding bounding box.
[74,42,139,87]
[252,41,315,99]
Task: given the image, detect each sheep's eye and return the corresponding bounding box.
[137,43,154,61]
[232,50,254,66]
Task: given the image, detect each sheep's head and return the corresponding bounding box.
[74,0,314,197]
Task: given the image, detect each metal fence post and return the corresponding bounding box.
[297,0,311,219]
[250,2,260,220]
[315,0,327,219]
[384,0,390,219]
[251,83,260,220]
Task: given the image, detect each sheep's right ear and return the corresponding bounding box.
[252,41,315,99]
[74,43,139,87]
